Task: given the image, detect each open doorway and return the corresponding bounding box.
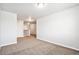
[23,18,36,38]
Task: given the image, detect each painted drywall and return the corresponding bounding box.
[37,6,79,50]
[0,10,17,47]
[17,19,24,37]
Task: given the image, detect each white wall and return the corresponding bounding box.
[0,10,17,47]
[17,19,24,37]
[37,6,79,50]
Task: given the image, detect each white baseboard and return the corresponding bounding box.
[0,42,17,47]
[38,38,79,51]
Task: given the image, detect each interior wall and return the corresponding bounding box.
[17,19,24,37]
[37,6,79,50]
[0,10,17,47]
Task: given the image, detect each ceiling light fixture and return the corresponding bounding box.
[35,3,47,8]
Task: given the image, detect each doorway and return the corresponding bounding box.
[23,19,36,38]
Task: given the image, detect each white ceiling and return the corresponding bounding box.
[0,3,79,20]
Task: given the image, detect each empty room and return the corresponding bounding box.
[0,3,79,55]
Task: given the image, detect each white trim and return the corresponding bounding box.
[38,38,79,51]
[0,42,17,47]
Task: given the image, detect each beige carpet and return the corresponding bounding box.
[0,36,79,55]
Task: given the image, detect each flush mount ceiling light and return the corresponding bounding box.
[35,3,47,8]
